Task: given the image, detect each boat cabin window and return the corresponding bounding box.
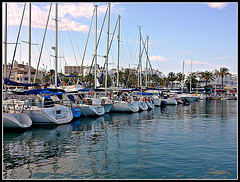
[44,97,54,108]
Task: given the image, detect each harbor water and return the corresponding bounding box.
[3,100,238,179]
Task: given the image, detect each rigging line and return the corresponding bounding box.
[122,23,138,65]
[125,38,147,88]
[98,17,118,84]
[8,3,26,80]
[34,3,52,83]
[140,34,161,97]
[60,4,78,66]
[86,5,109,82]
[81,8,95,71]
[149,40,165,78]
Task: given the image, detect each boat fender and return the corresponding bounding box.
[147,97,150,101]
[143,97,146,102]
[101,99,105,106]
[175,94,177,97]
[109,93,113,100]
[127,97,131,103]
[136,98,140,101]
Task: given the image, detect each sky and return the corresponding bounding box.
[2,2,238,76]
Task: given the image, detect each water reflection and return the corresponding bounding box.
[3,100,237,179]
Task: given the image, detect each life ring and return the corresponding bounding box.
[127,97,131,103]
[143,97,146,102]
[101,99,105,106]
[60,81,66,86]
[147,97,150,101]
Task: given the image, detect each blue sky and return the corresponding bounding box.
[2,2,237,76]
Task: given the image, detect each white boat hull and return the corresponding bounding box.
[79,104,105,116]
[24,105,73,125]
[161,98,177,105]
[3,113,32,129]
[104,103,114,113]
[179,94,200,101]
[152,98,161,107]
[146,101,155,109]
[111,101,139,113]
[137,101,148,111]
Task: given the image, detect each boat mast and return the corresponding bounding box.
[182,60,184,92]
[105,3,110,88]
[55,3,58,88]
[28,3,31,84]
[139,26,142,91]
[4,3,7,91]
[94,5,98,89]
[145,35,149,88]
[117,14,120,87]
[190,60,192,93]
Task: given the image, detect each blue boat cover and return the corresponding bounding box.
[24,88,65,95]
[4,78,39,87]
[67,94,75,101]
[137,92,153,95]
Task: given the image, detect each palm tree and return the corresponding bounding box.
[167,72,177,89]
[162,77,170,88]
[200,70,214,86]
[219,67,229,90]
[85,73,94,88]
[176,72,184,89]
[49,69,55,85]
[185,74,198,92]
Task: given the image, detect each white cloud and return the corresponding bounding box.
[6,3,123,32]
[179,52,191,55]
[207,56,232,61]
[149,55,167,62]
[179,59,222,68]
[206,3,228,10]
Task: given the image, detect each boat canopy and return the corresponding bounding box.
[136,92,153,95]
[4,78,39,87]
[23,88,65,95]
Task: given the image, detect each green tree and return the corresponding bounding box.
[219,67,229,90]
[200,70,214,86]
[185,74,198,92]
[162,77,170,88]
[167,72,177,88]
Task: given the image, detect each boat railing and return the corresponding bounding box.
[3,96,29,114]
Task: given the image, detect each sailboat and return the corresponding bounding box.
[21,88,73,125]
[131,91,149,111]
[92,89,113,113]
[3,113,32,129]
[145,96,155,109]
[76,89,105,116]
[3,3,33,129]
[3,93,32,129]
[110,90,139,113]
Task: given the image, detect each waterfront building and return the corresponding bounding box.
[3,60,46,89]
[64,64,101,76]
